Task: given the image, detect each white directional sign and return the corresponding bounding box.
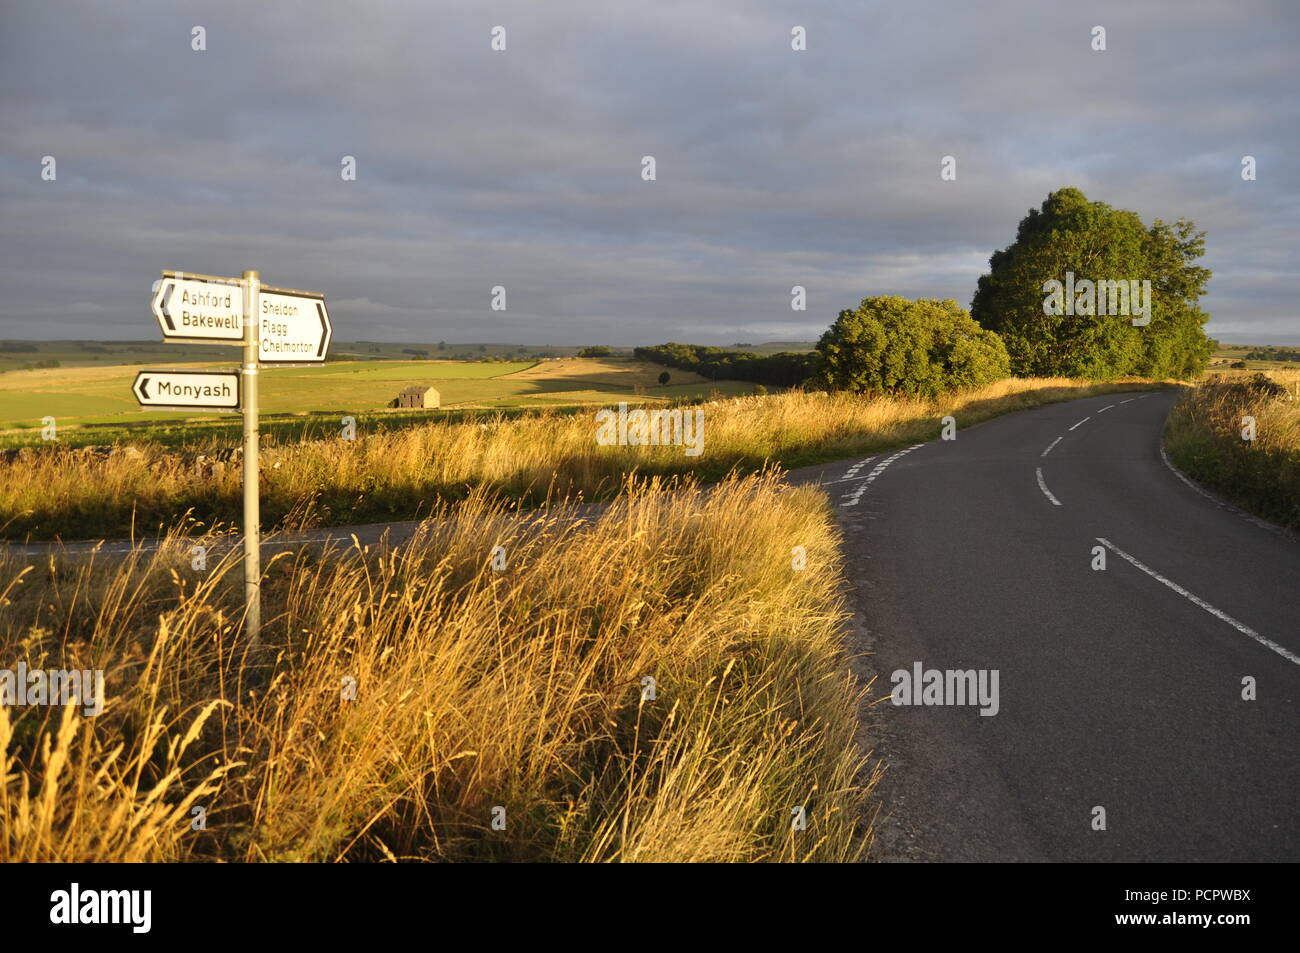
[132,369,240,410]
[151,273,244,343]
[257,288,331,362]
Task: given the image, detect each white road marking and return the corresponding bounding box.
[1119,398,1136,405]
[1158,443,1214,501]
[1035,467,1061,506]
[1068,416,1090,431]
[823,456,878,485]
[841,446,920,507]
[1096,404,1115,414]
[1041,436,1064,458]
[1096,537,1300,667]
[1158,442,1295,541]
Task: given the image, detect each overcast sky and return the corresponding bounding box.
[2,0,1297,345]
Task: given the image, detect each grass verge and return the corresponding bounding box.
[1163,370,1300,531]
[0,474,876,862]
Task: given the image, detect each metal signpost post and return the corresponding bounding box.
[142,269,331,645]
[241,270,262,643]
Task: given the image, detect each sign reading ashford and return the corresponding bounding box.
[151,273,244,342]
[133,370,240,410]
[137,269,332,644]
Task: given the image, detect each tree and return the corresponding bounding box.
[971,187,1213,379]
[578,346,611,358]
[814,296,1009,396]
[658,371,670,385]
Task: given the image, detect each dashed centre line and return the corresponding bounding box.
[1041,436,1064,458]
[1068,416,1091,431]
[1035,467,1061,506]
[1096,404,1115,414]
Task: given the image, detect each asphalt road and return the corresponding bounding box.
[788,389,1300,862]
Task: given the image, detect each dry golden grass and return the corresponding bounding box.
[0,474,877,862]
[1,377,1169,541]
[1165,369,1300,529]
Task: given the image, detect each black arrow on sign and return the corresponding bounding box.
[135,375,150,402]
[159,282,175,331]
[316,302,328,357]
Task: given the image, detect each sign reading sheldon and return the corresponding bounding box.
[257,287,332,363]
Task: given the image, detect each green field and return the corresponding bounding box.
[0,350,758,447]
[1207,342,1300,372]
[0,339,609,374]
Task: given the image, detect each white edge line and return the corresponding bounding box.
[1068,416,1091,431]
[1041,436,1064,458]
[1096,537,1300,666]
[1158,442,1214,501]
[1158,441,1295,541]
[1035,467,1061,506]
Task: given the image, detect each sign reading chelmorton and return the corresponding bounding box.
[257,287,332,362]
[137,268,333,645]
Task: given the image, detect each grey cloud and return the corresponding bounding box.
[1,0,1297,345]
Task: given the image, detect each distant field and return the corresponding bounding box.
[0,354,754,445]
[1207,342,1300,373]
[0,339,600,373]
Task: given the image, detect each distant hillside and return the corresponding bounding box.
[636,343,819,387]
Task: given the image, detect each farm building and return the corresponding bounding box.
[392,385,440,409]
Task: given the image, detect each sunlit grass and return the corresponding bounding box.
[1164,370,1300,529]
[0,474,877,862]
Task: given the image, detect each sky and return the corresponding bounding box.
[2,0,1297,346]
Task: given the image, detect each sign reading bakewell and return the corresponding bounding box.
[151,274,243,342]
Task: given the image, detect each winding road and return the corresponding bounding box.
[788,389,1300,862]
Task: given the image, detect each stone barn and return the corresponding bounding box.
[392,385,440,409]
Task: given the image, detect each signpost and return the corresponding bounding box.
[138,269,331,644]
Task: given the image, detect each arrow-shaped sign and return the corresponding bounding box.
[151,274,244,343]
[256,287,332,362]
[132,369,241,410]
